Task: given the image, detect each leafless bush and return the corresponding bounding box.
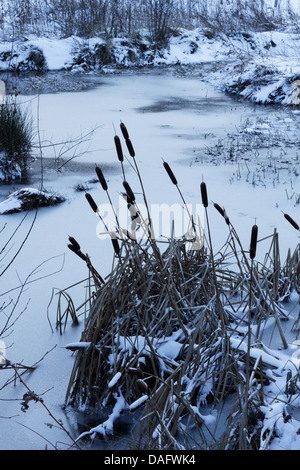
[1,0,299,44]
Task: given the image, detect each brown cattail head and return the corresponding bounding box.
[214,203,230,225]
[85,193,98,213]
[95,166,108,191]
[284,213,300,231]
[114,135,124,162]
[200,182,208,208]
[67,244,87,262]
[68,236,81,251]
[137,379,149,394]
[123,181,135,203]
[250,224,258,259]
[126,138,135,157]
[120,122,129,140]
[163,161,177,185]
[127,367,143,376]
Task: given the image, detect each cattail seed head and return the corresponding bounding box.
[120,122,129,140]
[137,379,149,394]
[114,135,124,162]
[214,203,224,217]
[126,138,135,157]
[250,224,258,259]
[110,233,120,255]
[127,367,143,376]
[68,236,81,251]
[200,182,208,208]
[163,161,177,185]
[214,203,230,225]
[123,181,135,203]
[85,193,98,213]
[95,166,108,191]
[67,244,87,262]
[284,213,299,231]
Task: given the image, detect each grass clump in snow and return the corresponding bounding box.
[60,124,300,450]
[0,95,32,182]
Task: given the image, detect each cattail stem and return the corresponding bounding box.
[118,123,154,240]
[201,182,227,327]
[163,160,195,233]
[85,192,109,233]
[95,167,121,233]
[244,223,258,444]
[67,238,104,285]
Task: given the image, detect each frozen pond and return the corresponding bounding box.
[1,69,300,450]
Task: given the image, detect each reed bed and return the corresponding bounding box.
[61,123,300,450]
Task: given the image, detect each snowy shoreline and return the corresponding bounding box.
[1,28,300,106]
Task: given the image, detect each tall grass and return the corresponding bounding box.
[0,95,32,181]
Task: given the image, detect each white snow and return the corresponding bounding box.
[108,371,122,389]
[129,395,148,411]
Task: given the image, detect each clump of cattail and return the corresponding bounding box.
[284,213,299,231]
[214,203,230,225]
[114,135,124,162]
[95,166,108,191]
[163,161,177,185]
[200,182,208,208]
[250,224,258,259]
[85,193,98,213]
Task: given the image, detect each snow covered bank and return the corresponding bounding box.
[0,187,65,214]
[208,31,300,105]
[1,28,300,106]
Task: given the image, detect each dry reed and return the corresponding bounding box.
[58,124,300,450]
